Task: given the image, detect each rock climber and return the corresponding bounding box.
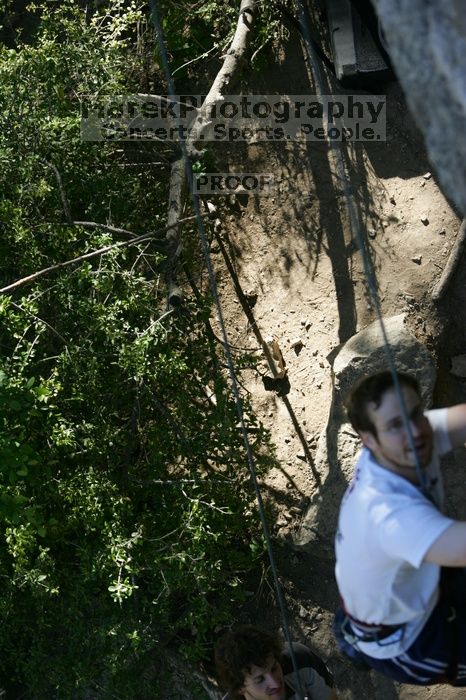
[215,623,337,699]
[334,370,466,684]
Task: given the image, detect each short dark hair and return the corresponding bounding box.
[214,625,283,697]
[345,371,420,436]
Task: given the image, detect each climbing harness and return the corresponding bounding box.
[340,608,405,646]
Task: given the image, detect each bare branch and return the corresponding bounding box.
[73,221,141,239]
[130,477,234,486]
[139,308,174,336]
[75,214,202,239]
[172,45,218,76]
[0,215,205,296]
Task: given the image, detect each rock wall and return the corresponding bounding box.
[370,0,466,216]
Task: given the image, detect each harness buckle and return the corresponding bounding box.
[341,613,405,646]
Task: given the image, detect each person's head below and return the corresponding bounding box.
[345,371,433,477]
[214,624,286,700]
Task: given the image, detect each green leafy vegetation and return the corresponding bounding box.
[0,1,279,696]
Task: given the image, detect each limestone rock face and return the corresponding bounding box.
[294,315,436,556]
[370,0,466,216]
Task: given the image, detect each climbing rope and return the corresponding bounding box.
[149,2,308,698]
[294,0,427,493]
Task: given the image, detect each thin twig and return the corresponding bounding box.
[181,487,230,513]
[250,40,268,65]
[209,324,261,352]
[44,160,72,224]
[24,332,41,366]
[10,301,68,345]
[172,45,218,75]
[139,308,174,335]
[75,214,202,239]
[73,221,142,239]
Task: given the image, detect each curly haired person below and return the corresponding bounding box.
[334,371,466,685]
[214,624,338,699]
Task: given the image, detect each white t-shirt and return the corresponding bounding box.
[335,408,454,659]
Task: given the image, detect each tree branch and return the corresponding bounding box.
[73,221,141,239]
[165,156,186,308]
[0,215,206,295]
[191,0,257,139]
[162,0,258,307]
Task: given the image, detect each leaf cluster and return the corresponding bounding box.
[0,2,277,697]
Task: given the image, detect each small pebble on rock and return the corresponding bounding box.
[290,337,304,350]
[411,255,422,264]
[420,215,429,225]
